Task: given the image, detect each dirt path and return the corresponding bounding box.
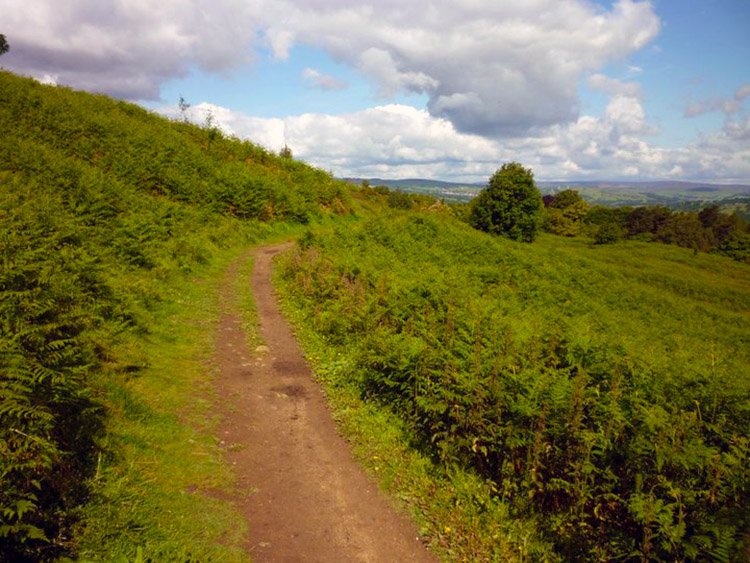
[214,243,437,563]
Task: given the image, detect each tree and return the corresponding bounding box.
[546,189,589,236]
[699,204,741,246]
[586,205,628,241]
[593,221,623,244]
[469,162,543,242]
[178,95,190,123]
[655,212,706,250]
[626,206,672,238]
[280,144,293,159]
[714,231,750,264]
[0,34,9,56]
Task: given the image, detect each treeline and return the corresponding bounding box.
[542,189,750,262]
[279,214,750,561]
[0,71,349,560]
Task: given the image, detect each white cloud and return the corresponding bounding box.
[685,84,750,117]
[2,0,660,133]
[735,84,750,101]
[604,94,654,135]
[10,0,749,182]
[0,0,261,100]
[685,99,741,117]
[37,74,59,86]
[158,102,502,178]
[302,68,348,91]
[357,48,438,98]
[157,96,750,183]
[281,0,660,135]
[588,73,642,99]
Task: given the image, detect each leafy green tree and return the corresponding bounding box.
[586,205,629,226]
[387,189,414,209]
[656,212,707,250]
[586,205,627,242]
[546,189,589,236]
[469,162,543,242]
[626,206,672,238]
[699,204,742,246]
[593,221,622,244]
[713,231,750,263]
[0,34,8,56]
[548,188,581,209]
[698,204,722,230]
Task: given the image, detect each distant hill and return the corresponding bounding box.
[345,177,483,189]
[538,180,750,192]
[345,177,750,206]
[344,177,482,203]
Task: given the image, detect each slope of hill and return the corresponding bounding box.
[0,71,349,560]
[277,213,750,561]
[3,68,748,562]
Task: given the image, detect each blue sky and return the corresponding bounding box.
[158,48,429,119]
[3,0,749,182]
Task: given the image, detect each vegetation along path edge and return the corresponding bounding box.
[213,243,436,562]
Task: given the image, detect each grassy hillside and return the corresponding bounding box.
[277,213,750,561]
[0,71,349,560]
[4,68,749,562]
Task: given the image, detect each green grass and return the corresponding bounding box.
[67,247,249,562]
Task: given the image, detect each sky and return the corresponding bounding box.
[2,0,749,183]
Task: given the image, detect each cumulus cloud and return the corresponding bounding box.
[357,48,437,98]
[588,73,642,99]
[685,84,750,117]
[685,99,741,117]
[158,102,502,178]
[156,94,749,183]
[2,0,660,132]
[269,0,660,135]
[736,84,750,101]
[0,0,260,100]
[14,0,747,182]
[302,68,348,91]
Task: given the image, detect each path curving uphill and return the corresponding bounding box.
[214,243,437,563]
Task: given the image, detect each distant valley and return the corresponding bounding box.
[346,177,750,208]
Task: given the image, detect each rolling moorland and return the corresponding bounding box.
[1,70,749,561]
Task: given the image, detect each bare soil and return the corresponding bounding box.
[214,243,436,562]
